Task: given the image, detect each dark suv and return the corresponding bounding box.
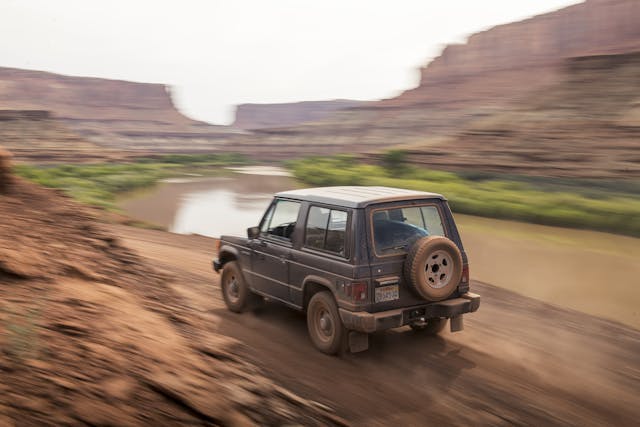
[213,186,480,354]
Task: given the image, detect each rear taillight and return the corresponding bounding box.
[345,282,368,302]
[461,265,469,284]
[215,239,221,254]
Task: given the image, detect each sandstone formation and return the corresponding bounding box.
[388,0,640,108]
[0,68,194,125]
[0,68,237,157]
[0,110,113,163]
[397,51,640,178]
[223,0,640,178]
[1,0,639,176]
[233,100,368,130]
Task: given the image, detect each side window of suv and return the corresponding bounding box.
[260,199,300,241]
[305,206,348,257]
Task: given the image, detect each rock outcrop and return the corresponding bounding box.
[223,0,640,178]
[388,0,640,108]
[233,100,368,130]
[0,68,236,157]
[397,51,640,178]
[0,110,111,163]
[0,68,194,125]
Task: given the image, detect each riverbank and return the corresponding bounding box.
[289,155,640,237]
[13,153,249,211]
[14,153,640,238]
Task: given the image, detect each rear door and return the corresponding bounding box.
[249,198,301,302]
[366,199,451,311]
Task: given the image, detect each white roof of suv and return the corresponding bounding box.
[276,186,446,208]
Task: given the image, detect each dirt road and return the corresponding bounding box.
[116,225,640,426]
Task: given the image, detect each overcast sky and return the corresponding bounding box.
[0,0,580,124]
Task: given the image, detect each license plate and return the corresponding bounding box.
[375,285,399,303]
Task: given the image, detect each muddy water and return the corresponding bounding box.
[119,167,301,238]
[118,167,640,329]
[457,215,640,329]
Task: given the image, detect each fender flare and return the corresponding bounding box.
[301,275,336,309]
[302,275,334,292]
[218,245,240,266]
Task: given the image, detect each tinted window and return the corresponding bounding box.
[372,205,445,256]
[305,206,348,257]
[305,206,329,249]
[261,200,300,240]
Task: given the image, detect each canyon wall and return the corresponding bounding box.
[0,67,195,125]
[398,51,640,178]
[389,0,640,107]
[0,110,114,163]
[232,100,368,130]
[0,68,238,156]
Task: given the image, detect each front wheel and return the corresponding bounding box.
[221,261,260,313]
[307,291,346,355]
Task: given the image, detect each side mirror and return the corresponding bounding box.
[247,226,260,239]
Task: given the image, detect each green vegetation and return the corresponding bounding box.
[289,154,640,237]
[14,153,249,210]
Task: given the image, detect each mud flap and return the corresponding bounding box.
[348,331,369,353]
[450,315,464,332]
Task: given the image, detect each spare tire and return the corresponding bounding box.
[404,236,463,301]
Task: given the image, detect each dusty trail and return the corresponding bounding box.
[116,225,640,426]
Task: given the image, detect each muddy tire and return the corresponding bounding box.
[307,291,346,355]
[221,261,260,313]
[404,236,463,301]
[409,318,447,334]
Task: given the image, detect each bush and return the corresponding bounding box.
[14,154,248,211]
[288,156,640,237]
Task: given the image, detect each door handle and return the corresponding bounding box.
[279,254,291,264]
[250,240,267,249]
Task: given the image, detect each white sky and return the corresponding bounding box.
[0,0,580,124]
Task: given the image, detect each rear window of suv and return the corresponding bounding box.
[371,205,445,256]
[305,206,348,257]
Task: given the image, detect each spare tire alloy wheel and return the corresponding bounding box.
[404,236,463,301]
[426,250,454,289]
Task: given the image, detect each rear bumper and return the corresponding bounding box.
[339,292,480,333]
[212,259,222,273]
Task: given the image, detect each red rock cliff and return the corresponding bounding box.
[388,0,640,107]
[0,67,197,126]
[232,100,368,130]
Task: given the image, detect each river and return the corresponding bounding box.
[119,166,640,329]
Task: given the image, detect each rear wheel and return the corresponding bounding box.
[307,291,346,355]
[221,261,260,312]
[409,318,447,334]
